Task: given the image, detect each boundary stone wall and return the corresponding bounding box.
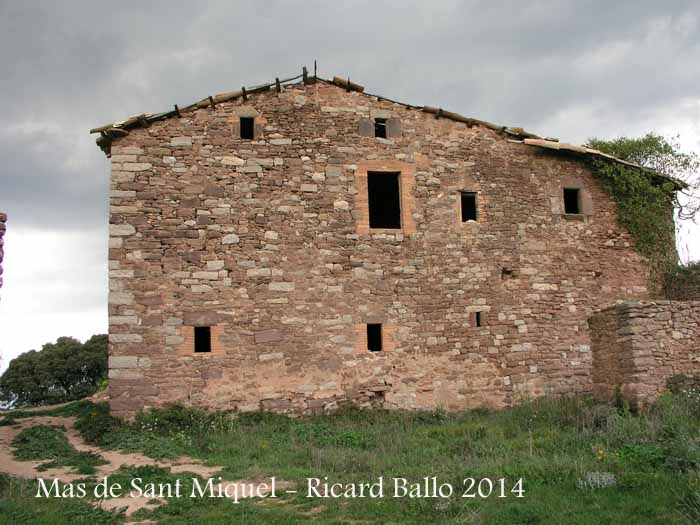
[590,301,700,404]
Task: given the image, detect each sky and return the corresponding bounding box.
[1,0,699,372]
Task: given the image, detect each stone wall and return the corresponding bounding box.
[590,301,700,404]
[105,81,652,418]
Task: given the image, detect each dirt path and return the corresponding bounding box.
[0,413,288,520]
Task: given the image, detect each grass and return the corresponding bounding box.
[12,424,107,475]
[3,394,700,523]
[0,474,119,525]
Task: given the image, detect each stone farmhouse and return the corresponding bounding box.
[91,69,696,419]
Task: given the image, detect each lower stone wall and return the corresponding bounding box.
[109,344,509,418]
[590,301,700,404]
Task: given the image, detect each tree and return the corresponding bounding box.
[0,335,107,407]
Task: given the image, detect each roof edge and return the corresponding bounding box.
[88,69,686,189]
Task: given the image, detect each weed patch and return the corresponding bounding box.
[12,424,106,475]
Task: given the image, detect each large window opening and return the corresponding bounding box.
[367,324,383,352]
[461,192,478,222]
[367,171,401,229]
[563,188,581,214]
[240,117,255,140]
[194,326,212,353]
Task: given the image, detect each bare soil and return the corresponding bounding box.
[0,411,287,520]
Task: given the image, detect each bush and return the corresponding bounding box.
[134,404,216,435]
[73,402,121,445]
[664,261,700,300]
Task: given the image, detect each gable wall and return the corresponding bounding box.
[106,82,650,417]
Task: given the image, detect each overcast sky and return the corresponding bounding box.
[1,0,699,372]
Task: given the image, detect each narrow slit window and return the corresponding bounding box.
[240,117,255,140]
[367,324,383,352]
[367,171,401,229]
[471,312,483,328]
[461,192,478,222]
[563,188,580,214]
[374,118,387,138]
[194,326,212,353]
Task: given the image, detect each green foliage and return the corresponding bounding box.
[587,133,698,184]
[73,402,121,444]
[615,444,666,470]
[292,420,371,449]
[0,473,121,525]
[0,335,107,407]
[664,261,700,300]
[11,424,106,475]
[4,396,700,522]
[586,133,700,284]
[588,158,677,264]
[133,403,217,435]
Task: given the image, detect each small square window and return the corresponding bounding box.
[367,171,401,229]
[471,312,484,328]
[367,324,382,352]
[563,188,580,214]
[374,118,387,139]
[461,192,478,222]
[240,117,255,140]
[194,326,211,353]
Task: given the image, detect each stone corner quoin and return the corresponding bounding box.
[102,79,674,418]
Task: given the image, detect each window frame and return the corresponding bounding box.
[367,171,402,230]
[176,325,225,356]
[194,326,212,353]
[354,160,416,236]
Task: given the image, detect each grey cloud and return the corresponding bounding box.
[0,127,108,229]
[2,0,699,230]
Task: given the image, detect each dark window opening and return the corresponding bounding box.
[367,324,383,352]
[194,326,212,353]
[374,118,387,138]
[501,267,515,279]
[471,312,483,328]
[240,117,255,140]
[461,192,478,222]
[564,188,581,214]
[368,171,401,229]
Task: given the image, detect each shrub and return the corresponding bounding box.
[73,402,121,445]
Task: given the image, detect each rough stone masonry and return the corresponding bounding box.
[96,77,660,418]
[591,301,700,405]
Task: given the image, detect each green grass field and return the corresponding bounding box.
[2,393,700,524]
